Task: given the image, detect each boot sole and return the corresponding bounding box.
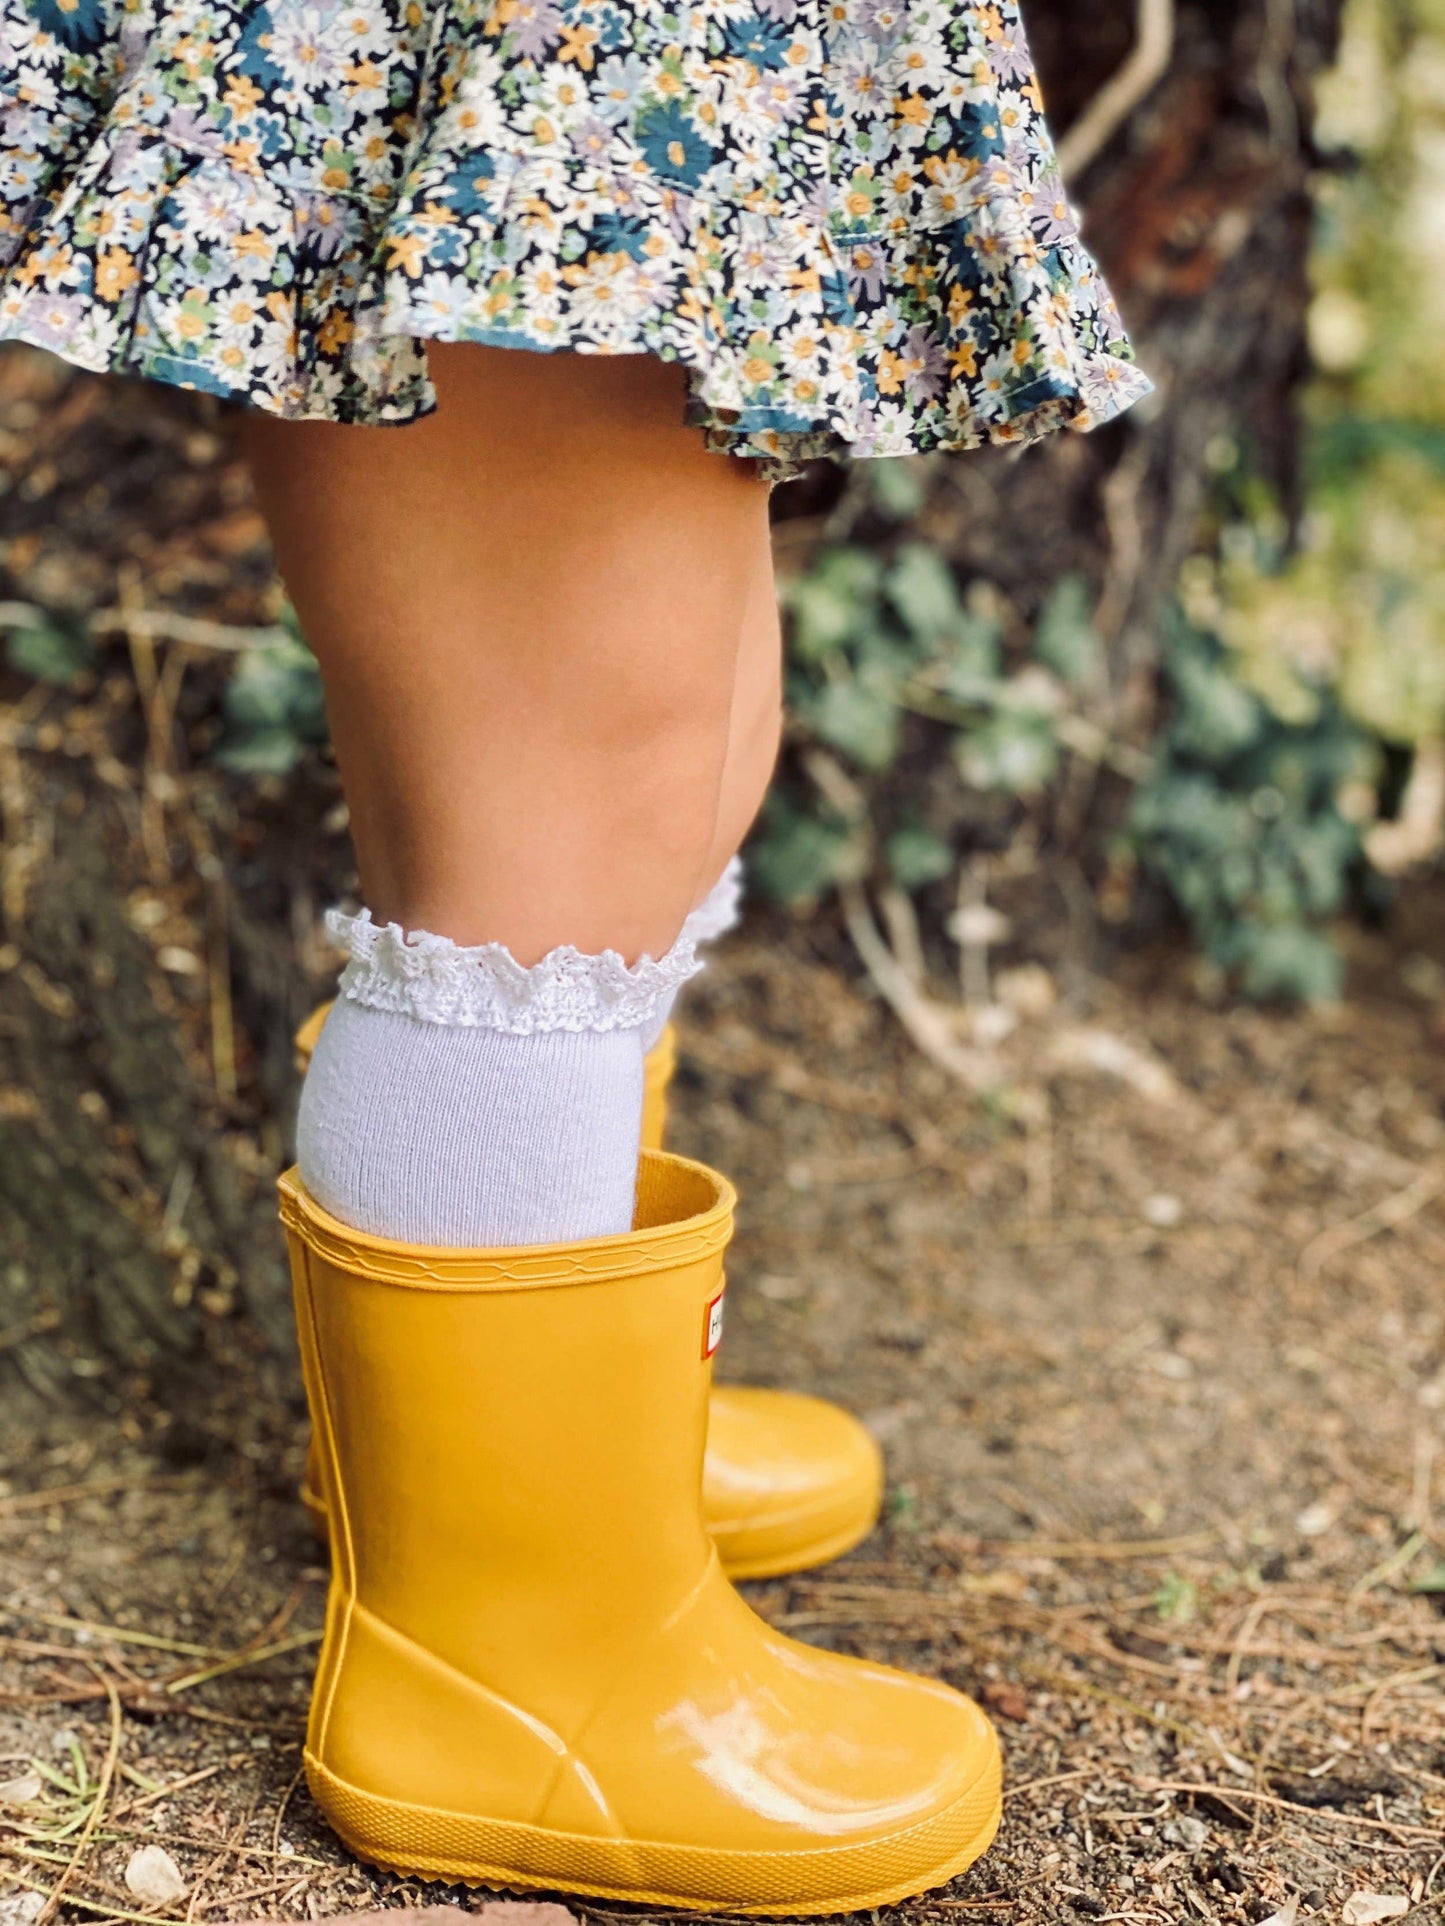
[714,1509,877,1582]
[305,1741,1002,1916]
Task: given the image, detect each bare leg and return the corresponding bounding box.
[703,536,783,897]
[242,344,774,962]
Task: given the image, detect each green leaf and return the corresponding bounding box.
[1234,922,1344,1004]
[6,620,94,683]
[885,543,965,642]
[213,725,311,775]
[750,803,854,905]
[887,826,954,890]
[1409,1561,1445,1595]
[805,678,901,771]
[787,547,883,661]
[1170,645,1265,762]
[956,710,1059,795]
[869,461,929,521]
[937,629,1005,695]
[216,635,327,772]
[1152,1572,1197,1624]
[1033,574,1101,688]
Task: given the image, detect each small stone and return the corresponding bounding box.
[1162,1814,1210,1850]
[125,1845,188,1905]
[980,1679,1029,1722]
[0,1773,43,1805]
[1342,1898,1410,1925]
[1295,1500,1335,1537]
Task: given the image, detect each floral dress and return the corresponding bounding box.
[0,0,1152,475]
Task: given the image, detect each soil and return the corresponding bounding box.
[4,909,1445,1926]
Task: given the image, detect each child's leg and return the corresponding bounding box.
[242,345,774,1245]
[706,538,783,896]
[242,343,771,965]
[636,532,783,1053]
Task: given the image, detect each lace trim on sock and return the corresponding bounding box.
[688,855,744,945]
[326,908,703,1034]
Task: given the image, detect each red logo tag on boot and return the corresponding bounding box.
[703,1289,725,1358]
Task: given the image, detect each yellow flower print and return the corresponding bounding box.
[94,248,138,303]
[0,0,1147,472]
[318,309,355,355]
[385,231,429,276]
[224,73,263,114]
[558,23,598,68]
[877,348,906,394]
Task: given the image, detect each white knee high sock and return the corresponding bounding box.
[298,910,699,1247]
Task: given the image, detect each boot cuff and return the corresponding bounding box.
[278,1149,734,1287]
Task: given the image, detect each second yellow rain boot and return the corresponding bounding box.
[281,1152,1001,1913]
[294,1003,882,1578]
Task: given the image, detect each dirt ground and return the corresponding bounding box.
[3,902,1445,1926]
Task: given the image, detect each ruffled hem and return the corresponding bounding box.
[0,94,1154,479]
[688,856,744,946]
[326,908,702,1035]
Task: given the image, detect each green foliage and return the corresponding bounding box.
[757,536,1057,904]
[1128,612,1367,1003]
[1291,0,1445,744]
[1033,575,1102,689]
[887,825,954,890]
[953,684,1060,797]
[749,795,858,906]
[1152,1572,1198,1624]
[6,618,94,683]
[214,626,327,774]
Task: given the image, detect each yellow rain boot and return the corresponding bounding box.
[295,1006,882,1577]
[640,1016,676,1152]
[280,1153,1001,1912]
